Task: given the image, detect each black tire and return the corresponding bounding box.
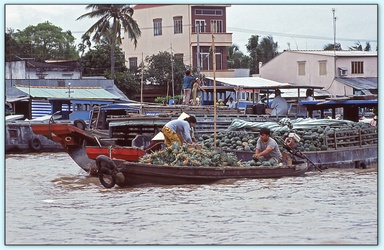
[95,155,116,171]
[98,167,116,188]
[74,119,87,130]
[29,137,42,151]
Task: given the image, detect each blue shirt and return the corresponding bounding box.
[183,75,195,90]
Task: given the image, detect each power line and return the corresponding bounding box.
[227,26,377,43]
[73,24,377,43]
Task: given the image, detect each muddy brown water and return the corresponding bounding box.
[5,152,378,245]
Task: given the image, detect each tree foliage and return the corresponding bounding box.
[323,42,342,51]
[349,41,371,51]
[5,22,78,61]
[144,51,187,96]
[246,35,260,75]
[81,44,127,77]
[77,4,141,79]
[258,36,279,64]
[246,35,279,75]
[227,44,251,69]
[81,43,141,99]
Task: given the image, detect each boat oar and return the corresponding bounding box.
[285,145,322,172]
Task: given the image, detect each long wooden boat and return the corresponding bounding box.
[95,155,309,188]
[86,146,146,161]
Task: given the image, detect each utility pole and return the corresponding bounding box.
[332,8,337,53]
[332,8,337,83]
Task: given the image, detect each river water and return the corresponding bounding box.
[4,152,378,246]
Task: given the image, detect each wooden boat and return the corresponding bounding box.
[31,122,103,174]
[31,119,165,175]
[86,146,146,161]
[95,155,309,188]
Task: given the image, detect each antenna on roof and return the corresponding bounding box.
[332,8,337,53]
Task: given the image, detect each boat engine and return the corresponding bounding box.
[284,133,301,149]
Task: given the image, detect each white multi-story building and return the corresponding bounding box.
[121,4,234,78]
[259,50,378,96]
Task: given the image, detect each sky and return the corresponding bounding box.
[3,2,378,54]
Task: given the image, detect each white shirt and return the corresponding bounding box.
[306,96,315,101]
[270,96,288,116]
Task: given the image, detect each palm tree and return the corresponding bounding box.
[77,4,141,79]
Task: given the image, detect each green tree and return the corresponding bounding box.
[364,42,371,51]
[258,36,279,64]
[349,41,371,51]
[227,44,250,69]
[81,44,127,77]
[6,21,78,61]
[349,41,363,51]
[81,43,141,98]
[77,4,141,80]
[5,28,23,61]
[144,51,187,97]
[323,43,342,50]
[246,35,260,75]
[246,35,278,74]
[114,71,141,100]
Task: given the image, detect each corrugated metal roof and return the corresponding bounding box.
[335,77,377,90]
[205,77,292,88]
[15,86,120,99]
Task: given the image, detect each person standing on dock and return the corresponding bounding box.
[192,78,206,106]
[182,70,195,105]
[162,115,197,147]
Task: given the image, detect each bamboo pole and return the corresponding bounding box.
[140,52,144,114]
[211,21,217,150]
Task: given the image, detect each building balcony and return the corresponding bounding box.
[190,32,232,47]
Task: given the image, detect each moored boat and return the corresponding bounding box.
[86,145,147,161]
[95,155,309,188]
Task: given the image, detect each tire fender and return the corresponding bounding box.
[74,119,87,130]
[29,137,42,151]
[95,155,116,171]
[96,155,117,188]
[98,167,116,189]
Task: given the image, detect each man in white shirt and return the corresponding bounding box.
[270,89,288,116]
[227,97,236,108]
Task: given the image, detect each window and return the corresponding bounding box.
[173,16,182,34]
[351,61,364,74]
[75,104,83,111]
[319,61,327,75]
[129,57,137,68]
[298,61,306,76]
[195,9,223,16]
[211,20,223,33]
[153,19,162,36]
[195,20,206,33]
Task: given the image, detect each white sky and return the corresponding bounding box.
[4,2,378,54]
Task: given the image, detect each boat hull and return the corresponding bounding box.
[86,146,146,161]
[31,122,101,174]
[227,145,377,169]
[99,158,308,188]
